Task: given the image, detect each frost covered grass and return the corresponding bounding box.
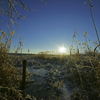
[22,49,100,100]
[0,31,100,100]
[32,50,100,100]
[0,29,36,100]
[1,34,100,100]
[0,1,100,99]
[23,27,100,100]
[65,54,100,100]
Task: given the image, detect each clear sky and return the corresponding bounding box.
[0,0,100,54]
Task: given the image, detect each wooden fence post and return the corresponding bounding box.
[70,49,71,58]
[22,60,27,89]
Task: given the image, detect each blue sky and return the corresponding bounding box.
[0,0,100,54]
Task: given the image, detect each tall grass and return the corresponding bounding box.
[0,28,33,99]
[66,1,100,99]
[0,0,100,100]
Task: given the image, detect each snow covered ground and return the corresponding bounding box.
[16,56,73,100]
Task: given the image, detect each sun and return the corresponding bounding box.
[59,47,66,53]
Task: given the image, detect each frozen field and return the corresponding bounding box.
[13,54,100,100]
[15,55,73,100]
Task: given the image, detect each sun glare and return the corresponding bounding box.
[59,47,66,53]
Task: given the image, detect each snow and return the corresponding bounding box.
[15,56,73,100]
